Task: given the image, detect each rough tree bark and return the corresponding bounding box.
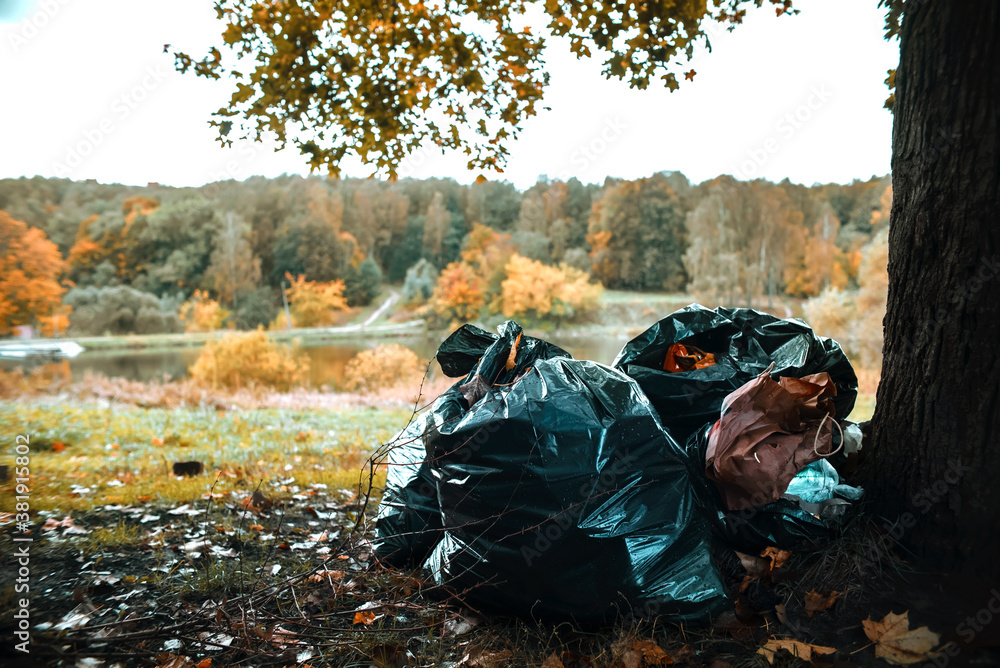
[865,1,1000,578]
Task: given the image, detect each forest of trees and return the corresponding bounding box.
[0,171,889,342]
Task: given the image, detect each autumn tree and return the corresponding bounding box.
[179,289,231,332]
[589,174,688,291]
[804,229,888,368]
[430,262,486,324]
[371,185,410,271]
[401,258,438,306]
[684,178,800,307]
[422,192,450,266]
[0,211,69,335]
[783,203,847,298]
[497,254,602,322]
[278,273,350,328]
[460,223,516,296]
[127,199,218,295]
[205,211,262,308]
[465,180,522,232]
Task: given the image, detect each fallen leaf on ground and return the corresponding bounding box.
[712,609,756,639]
[735,551,770,577]
[353,610,379,625]
[760,546,792,570]
[154,654,194,668]
[805,589,842,617]
[557,651,593,668]
[443,613,480,637]
[631,640,671,665]
[458,646,514,668]
[863,611,941,665]
[774,602,790,626]
[505,332,522,370]
[196,659,212,668]
[42,516,89,534]
[541,652,566,668]
[757,638,835,665]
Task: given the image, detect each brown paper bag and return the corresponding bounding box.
[705,365,839,511]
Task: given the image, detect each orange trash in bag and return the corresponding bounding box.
[705,364,840,511]
[663,342,716,372]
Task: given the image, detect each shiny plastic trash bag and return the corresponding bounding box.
[376,320,729,622]
[612,305,859,447]
[373,323,571,567]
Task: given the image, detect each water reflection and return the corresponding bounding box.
[1,333,633,390]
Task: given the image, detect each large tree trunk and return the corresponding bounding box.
[865,1,1000,578]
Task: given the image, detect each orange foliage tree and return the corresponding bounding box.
[460,223,515,292]
[66,197,160,284]
[0,212,70,335]
[67,214,103,276]
[430,262,486,323]
[497,253,602,321]
[179,289,232,332]
[276,273,350,328]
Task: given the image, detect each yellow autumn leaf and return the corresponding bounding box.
[863,611,941,665]
[631,639,672,665]
[757,638,836,665]
[804,589,842,617]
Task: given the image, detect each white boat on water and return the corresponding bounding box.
[0,341,85,359]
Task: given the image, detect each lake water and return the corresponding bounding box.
[4,333,636,391]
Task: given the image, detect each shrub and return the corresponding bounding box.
[189,329,309,391]
[343,343,422,394]
[65,285,183,336]
[343,256,383,306]
[232,287,278,330]
[179,289,231,332]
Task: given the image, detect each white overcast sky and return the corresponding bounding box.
[0,0,898,190]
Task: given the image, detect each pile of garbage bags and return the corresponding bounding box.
[374,305,864,622]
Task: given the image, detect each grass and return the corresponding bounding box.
[0,401,409,513]
[599,290,696,305]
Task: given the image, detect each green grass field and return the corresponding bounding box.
[0,402,410,513]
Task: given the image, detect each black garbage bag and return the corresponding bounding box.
[404,320,728,622]
[373,323,572,567]
[612,305,859,447]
